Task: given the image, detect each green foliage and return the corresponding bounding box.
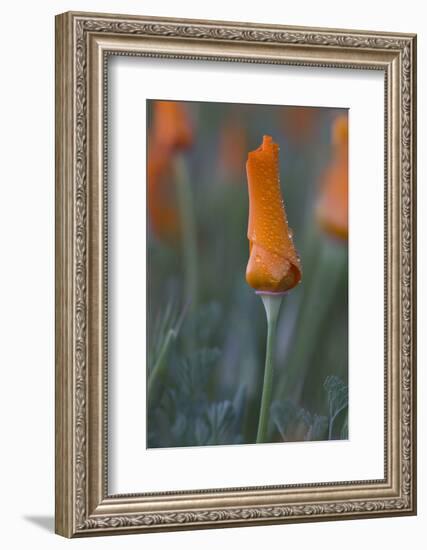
[148,307,248,447]
[270,375,348,443]
[149,298,181,373]
[307,413,329,442]
[195,401,241,446]
[340,411,349,439]
[271,400,328,442]
[324,375,349,439]
[171,347,221,400]
[180,302,223,349]
[148,298,186,405]
[271,400,299,440]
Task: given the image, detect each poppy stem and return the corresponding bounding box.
[175,155,198,315]
[256,293,284,443]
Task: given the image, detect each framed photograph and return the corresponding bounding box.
[55,11,417,537]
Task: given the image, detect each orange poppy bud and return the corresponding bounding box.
[316,115,348,240]
[246,135,302,293]
[151,100,193,151]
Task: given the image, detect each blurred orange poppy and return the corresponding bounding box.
[150,100,193,151]
[245,135,302,293]
[147,101,193,242]
[316,115,348,240]
[147,148,181,243]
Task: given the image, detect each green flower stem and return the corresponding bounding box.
[256,293,284,443]
[175,155,198,312]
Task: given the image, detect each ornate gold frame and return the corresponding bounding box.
[55,11,417,537]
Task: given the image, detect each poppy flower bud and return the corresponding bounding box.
[246,135,302,293]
